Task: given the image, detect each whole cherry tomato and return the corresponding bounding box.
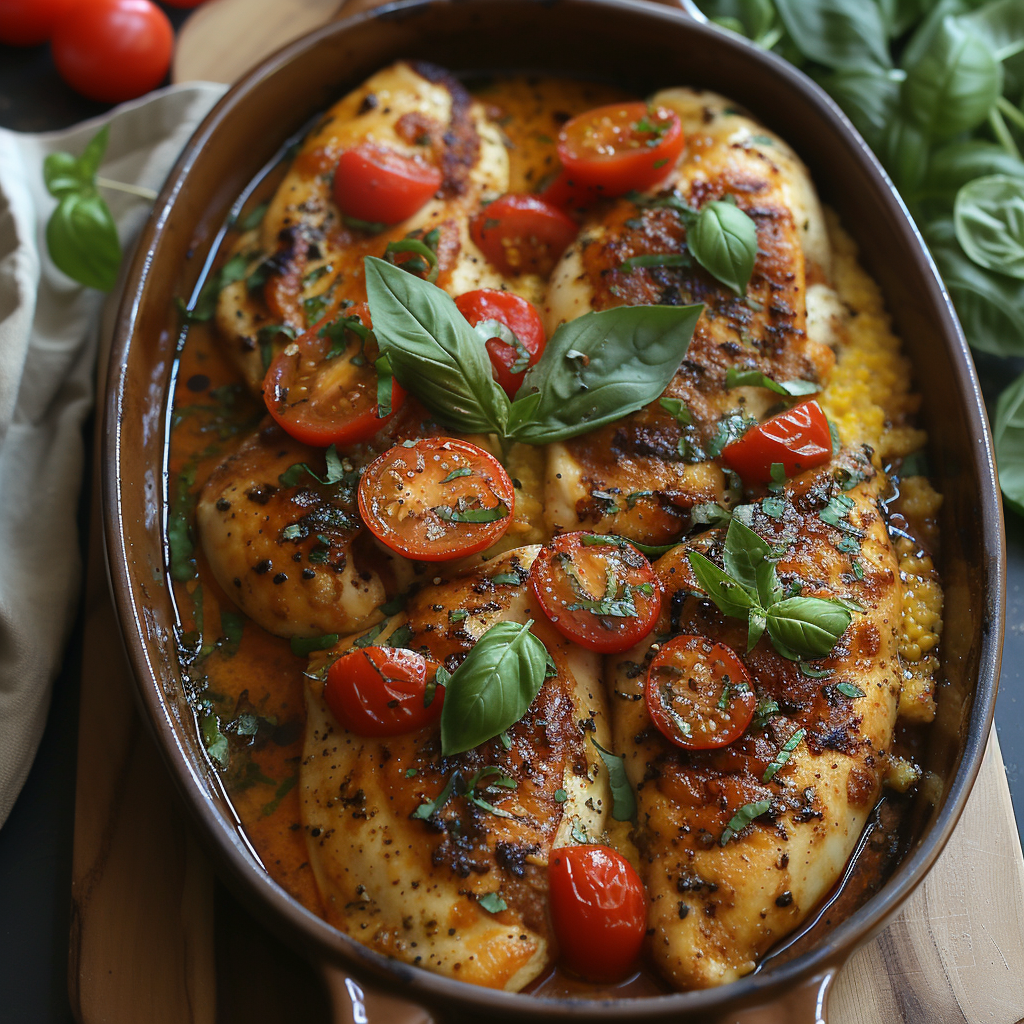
[454,289,546,399]
[556,103,684,198]
[549,845,647,982]
[263,304,406,448]
[721,399,833,485]
[470,194,578,277]
[357,437,515,561]
[530,533,661,654]
[324,646,444,737]
[161,0,210,7]
[0,0,77,46]
[51,0,173,103]
[333,144,442,226]
[645,635,756,750]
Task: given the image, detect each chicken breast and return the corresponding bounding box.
[300,547,613,990]
[606,456,899,989]
[216,60,523,391]
[541,89,836,545]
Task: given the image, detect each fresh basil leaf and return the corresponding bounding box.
[364,257,511,435]
[375,353,394,418]
[763,728,806,782]
[725,367,819,396]
[697,0,777,41]
[921,141,1024,208]
[835,681,866,697]
[659,396,692,424]
[200,709,230,769]
[433,501,510,524]
[720,798,771,845]
[472,319,531,374]
[960,0,1024,62]
[439,620,549,755]
[43,151,89,198]
[478,892,508,914]
[882,116,930,195]
[692,502,734,527]
[290,633,338,657]
[385,237,440,283]
[343,214,388,234]
[688,552,758,618]
[386,623,415,650]
[994,368,1024,515]
[46,191,121,292]
[412,771,460,820]
[688,199,758,296]
[766,596,852,658]
[954,174,1024,278]
[440,467,473,484]
[353,621,388,648]
[818,67,900,151]
[591,738,637,822]
[219,610,246,657]
[799,662,832,679]
[723,518,773,597]
[186,252,252,323]
[507,303,702,444]
[899,0,973,70]
[902,15,1002,141]
[773,0,892,70]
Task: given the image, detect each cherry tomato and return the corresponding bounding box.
[721,399,833,485]
[324,646,444,737]
[530,533,661,654]
[556,102,684,198]
[357,437,515,561]
[161,0,209,7]
[645,635,756,750]
[0,0,77,46]
[454,289,546,398]
[540,170,606,212]
[549,845,647,982]
[51,0,173,103]
[333,144,442,226]
[263,304,405,448]
[470,194,578,277]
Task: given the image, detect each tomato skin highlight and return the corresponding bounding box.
[470,194,578,277]
[549,845,647,982]
[454,289,546,399]
[0,0,77,45]
[721,399,833,485]
[556,102,684,198]
[324,647,444,738]
[51,0,174,103]
[357,437,515,562]
[646,635,756,750]
[333,144,442,226]
[530,533,661,654]
[263,305,405,448]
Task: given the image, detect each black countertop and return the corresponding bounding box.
[1,18,1022,1021]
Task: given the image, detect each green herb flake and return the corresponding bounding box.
[720,799,771,845]
[478,892,508,914]
[835,681,866,699]
[591,737,636,822]
[554,788,568,803]
[763,729,806,783]
[290,633,338,657]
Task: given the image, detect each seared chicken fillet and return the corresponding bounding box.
[607,456,899,988]
[301,547,612,990]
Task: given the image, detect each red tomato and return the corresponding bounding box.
[470,194,578,277]
[333,144,442,226]
[263,304,405,448]
[556,102,684,198]
[454,289,546,398]
[721,399,833,485]
[161,0,209,6]
[530,533,661,654]
[0,0,77,46]
[549,845,647,982]
[540,170,606,212]
[51,0,173,103]
[357,437,515,561]
[324,646,444,737]
[645,635,756,750]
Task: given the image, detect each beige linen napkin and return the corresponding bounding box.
[0,82,227,827]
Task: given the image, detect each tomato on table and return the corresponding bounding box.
[556,102,684,198]
[324,646,444,737]
[333,144,442,226]
[50,0,173,103]
[454,289,546,398]
[549,845,647,982]
[0,0,78,45]
[470,194,578,277]
[357,437,515,561]
[530,533,661,654]
[645,635,756,750]
[721,399,833,485]
[263,304,405,448]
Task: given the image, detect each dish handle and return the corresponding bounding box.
[320,963,838,1023]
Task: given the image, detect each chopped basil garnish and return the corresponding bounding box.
[763,728,806,782]
[591,738,637,822]
[433,501,510,524]
[720,799,771,845]
[440,467,472,484]
[659,396,693,425]
[290,633,338,657]
[725,367,818,396]
[835,681,866,698]
[478,892,508,914]
[278,444,346,488]
[384,236,440,283]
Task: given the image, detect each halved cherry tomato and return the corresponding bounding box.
[540,170,606,212]
[645,635,756,750]
[325,646,444,737]
[549,845,647,982]
[530,533,661,654]
[263,304,405,448]
[556,102,684,198]
[470,194,578,277]
[721,399,832,485]
[357,437,515,561]
[333,144,442,226]
[454,289,546,398]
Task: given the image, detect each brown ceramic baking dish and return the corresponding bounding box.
[103,0,1005,1020]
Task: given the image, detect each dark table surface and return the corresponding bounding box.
[2,14,1024,1022]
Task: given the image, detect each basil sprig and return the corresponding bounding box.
[591,738,636,822]
[439,619,549,755]
[687,518,853,660]
[725,367,818,396]
[686,196,759,296]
